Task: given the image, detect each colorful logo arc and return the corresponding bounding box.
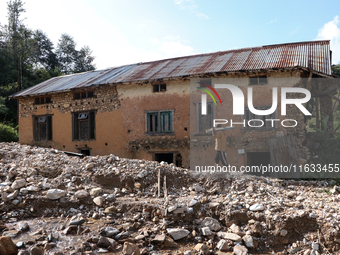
[197,82,223,106]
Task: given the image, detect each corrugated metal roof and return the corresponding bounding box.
[12,40,332,98]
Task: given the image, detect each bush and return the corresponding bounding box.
[0,123,18,142]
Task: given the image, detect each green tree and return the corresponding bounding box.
[56,34,77,74]
[56,34,96,74]
[74,45,96,73]
[332,64,340,77]
[0,0,96,126]
[33,29,58,71]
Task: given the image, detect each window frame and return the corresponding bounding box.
[241,106,278,130]
[195,101,215,135]
[73,91,95,100]
[34,96,52,105]
[249,75,267,85]
[33,114,53,141]
[72,110,96,141]
[145,110,174,135]
[152,84,167,93]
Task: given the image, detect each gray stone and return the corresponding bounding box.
[93,196,104,206]
[30,246,44,255]
[188,199,198,207]
[7,190,19,200]
[287,191,296,198]
[104,206,116,214]
[234,245,248,255]
[249,204,265,211]
[18,222,29,232]
[163,236,179,248]
[166,228,190,240]
[69,218,86,226]
[27,186,40,192]
[100,227,120,238]
[46,189,66,200]
[2,230,19,238]
[200,217,222,231]
[194,243,210,255]
[11,179,26,190]
[122,242,140,255]
[280,229,288,236]
[152,234,166,245]
[230,223,242,235]
[192,184,205,192]
[216,239,230,251]
[97,236,116,248]
[85,163,95,170]
[217,232,242,242]
[97,248,109,253]
[311,242,319,250]
[168,205,177,212]
[242,235,254,248]
[74,189,89,198]
[90,187,103,196]
[201,226,212,236]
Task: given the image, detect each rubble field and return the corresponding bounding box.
[0,143,339,255]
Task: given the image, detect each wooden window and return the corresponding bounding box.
[73,91,94,99]
[74,93,81,99]
[242,106,278,129]
[72,111,96,140]
[152,84,166,92]
[146,110,173,134]
[34,96,52,105]
[249,75,267,85]
[196,101,214,134]
[87,91,94,98]
[33,115,52,141]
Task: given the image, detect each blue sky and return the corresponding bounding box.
[1,0,340,69]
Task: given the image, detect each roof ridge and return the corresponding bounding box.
[136,40,330,66]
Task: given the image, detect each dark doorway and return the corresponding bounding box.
[247,152,270,166]
[247,152,271,176]
[175,153,182,167]
[154,153,173,164]
[79,149,91,156]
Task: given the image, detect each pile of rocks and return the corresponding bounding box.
[0,143,339,254]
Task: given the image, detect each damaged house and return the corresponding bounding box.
[11,40,333,170]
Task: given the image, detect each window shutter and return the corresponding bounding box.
[73,113,79,140]
[47,116,52,140]
[160,112,171,132]
[90,111,95,139]
[33,117,37,141]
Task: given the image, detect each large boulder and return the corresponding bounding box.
[0,236,18,255]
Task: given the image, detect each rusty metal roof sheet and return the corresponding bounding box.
[12,40,332,98]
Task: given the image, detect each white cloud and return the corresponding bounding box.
[316,15,340,64]
[174,0,209,19]
[174,0,195,9]
[195,12,210,20]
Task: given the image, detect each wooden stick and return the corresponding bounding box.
[163,176,167,198]
[158,168,161,197]
[205,126,235,134]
